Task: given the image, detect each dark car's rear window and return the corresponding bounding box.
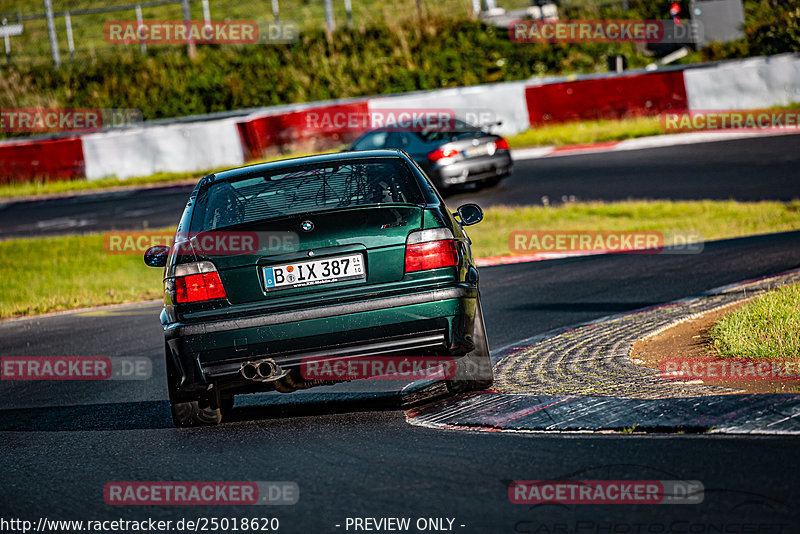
[190,157,424,231]
[414,119,482,143]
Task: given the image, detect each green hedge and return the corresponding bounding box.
[0,1,797,123]
[0,17,649,121]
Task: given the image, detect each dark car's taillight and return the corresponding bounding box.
[171,261,227,303]
[405,228,458,273]
[494,137,510,150]
[427,147,459,162]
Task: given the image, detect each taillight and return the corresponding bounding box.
[427,147,459,162]
[405,228,459,273]
[494,137,510,150]
[172,261,227,304]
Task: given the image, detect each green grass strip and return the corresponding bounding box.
[506,116,665,148]
[710,283,800,359]
[0,232,166,318]
[3,200,800,318]
[467,200,800,258]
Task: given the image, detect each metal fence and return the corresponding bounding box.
[0,0,535,67]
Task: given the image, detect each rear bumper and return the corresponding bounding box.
[165,285,478,394]
[435,152,512,186]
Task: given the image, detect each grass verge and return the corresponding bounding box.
[506,116,665,148]
[3,200,800,319]
[710,283,800,359]
[504,103,800,148]
[0,232,167,318]
[466,200,800,258]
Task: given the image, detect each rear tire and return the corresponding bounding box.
[483,170,510,189]
[447,295,494,393]
[170,397,223,427]
[166,345,223,427]
[482,175,501,188]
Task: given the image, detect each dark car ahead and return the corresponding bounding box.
[348,120,512,192]
[145,149,492,426]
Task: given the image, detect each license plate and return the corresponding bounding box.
[263,253,365,291]
[465,143,494,158]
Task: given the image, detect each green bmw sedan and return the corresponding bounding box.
[145,149,492,426]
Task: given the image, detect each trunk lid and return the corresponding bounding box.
[190,205,422,304]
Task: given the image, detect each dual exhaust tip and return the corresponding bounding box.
[240,359,281,381]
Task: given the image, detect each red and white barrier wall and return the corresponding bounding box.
[81,117,246,180]
[367,80,531,137]
[524,70,687,124]
[0,137,84,184]
[236,99,370,162]
[1,54,797,183]
[684,54,800,110]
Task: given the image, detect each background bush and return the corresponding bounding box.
[0,1,797,123]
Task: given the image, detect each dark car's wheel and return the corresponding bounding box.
[166,345,224,427]
[482,175,501,188]
[483,170,510,189]
[447,295,494,393]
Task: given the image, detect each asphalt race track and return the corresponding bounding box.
[2,230,800,531]
[447,132,800,209]
[1,133,799,239]
[1,134,800,532]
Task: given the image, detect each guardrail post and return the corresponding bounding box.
[181,0,196,58]
[201,0,210,25]
[272,0,279,22]
[135,4,146,55]
[2,18,10,62]
[43,0,60,68]
[65,11,75,60]
[471,0,480,16]
[344,0,353,27]
[324,0,335,31]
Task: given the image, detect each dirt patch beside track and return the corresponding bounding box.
[631,299,800,394]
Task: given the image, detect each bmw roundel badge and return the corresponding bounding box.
[301,220,314,232]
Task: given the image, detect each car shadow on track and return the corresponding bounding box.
[225,385,451,426]
[0,401,175,431]
[0,386,451,431]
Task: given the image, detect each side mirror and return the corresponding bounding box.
[455,203,483,226]
[144,245,170,267]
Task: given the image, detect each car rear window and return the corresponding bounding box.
[414,119,482,143]
[190,157,425,231]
